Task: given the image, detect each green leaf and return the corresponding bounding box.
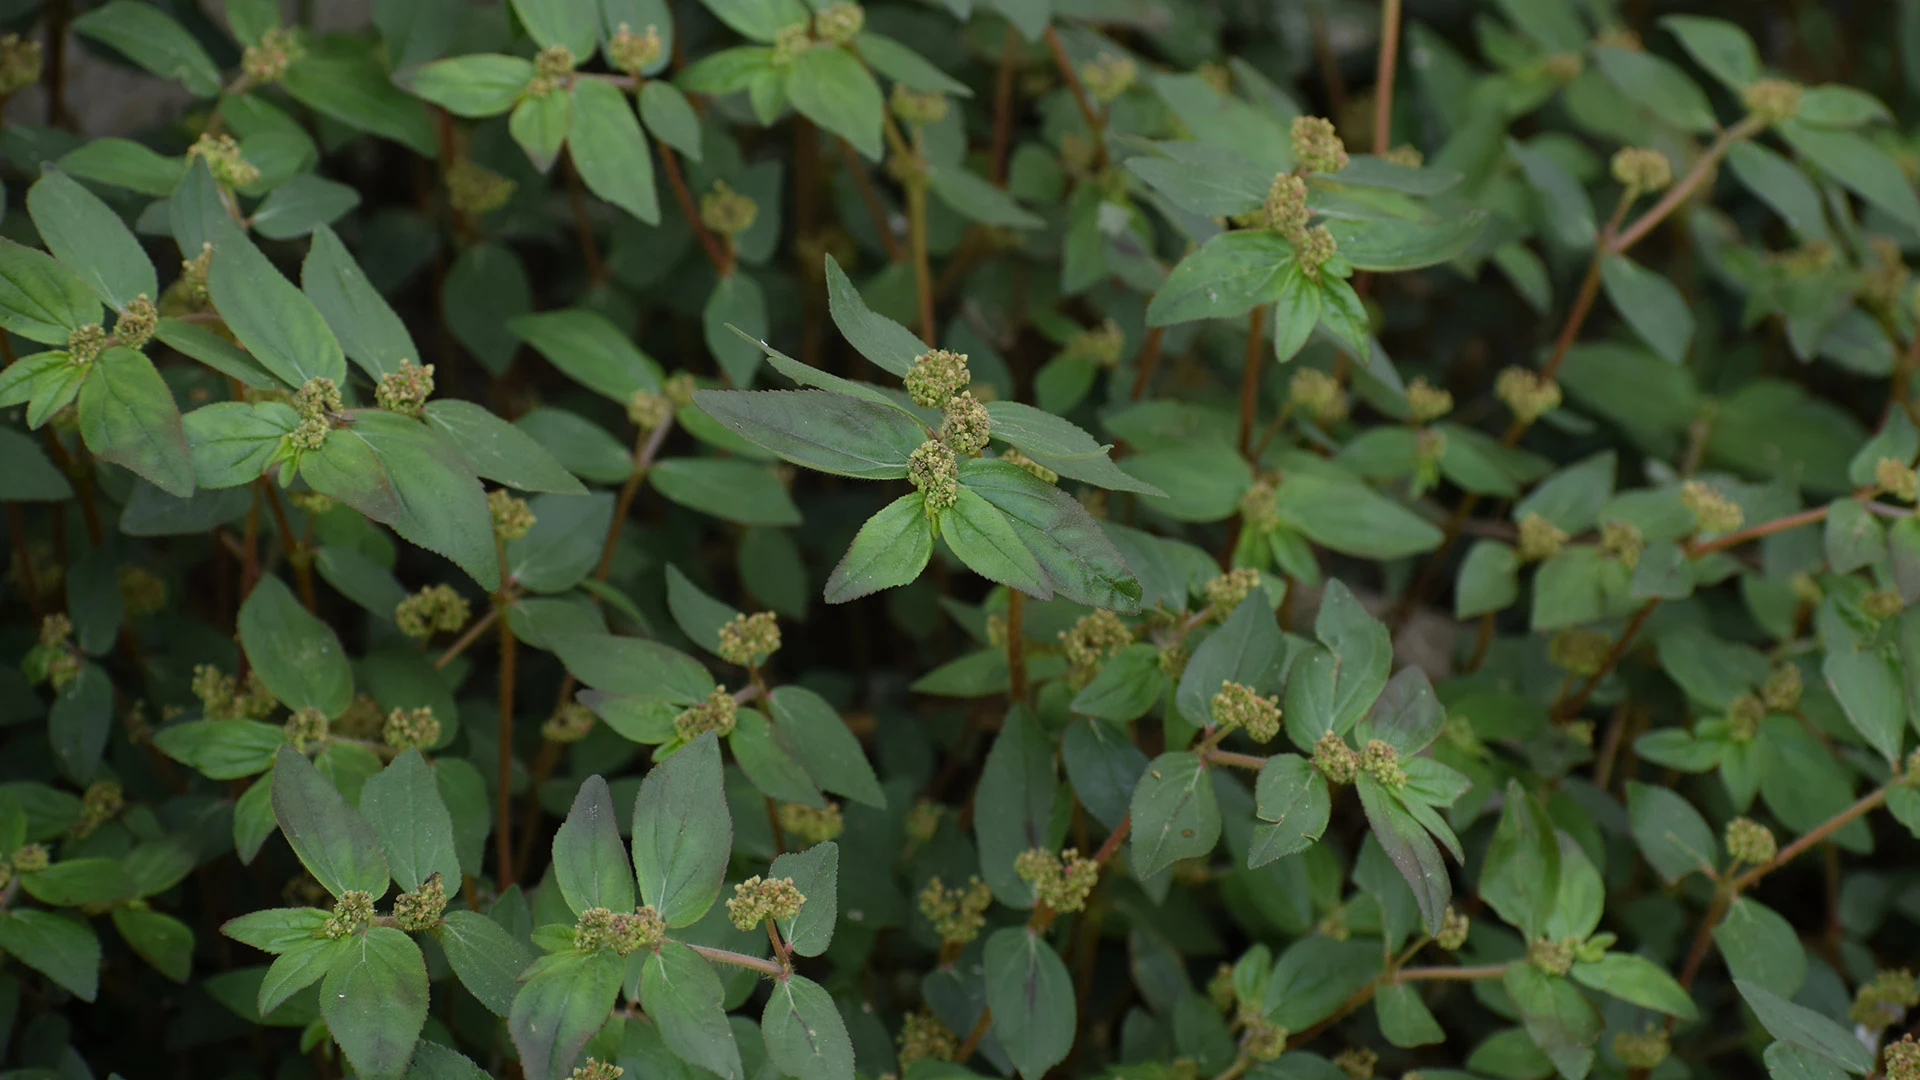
[446,244,533,375]
[510,308,662,400]
[1601,254,1693,363]
[153,719,287,780]
[640,81,703,161]
[1324,213,1486,271]
[825,493,933,602]
[58,138,187,196]
[693,389,925,479]
[158,317,278,388]
[209,220,348,389]
[1354,667,1444,757]
[271,744,390,898]
[407,54,535,117]
[1570,953,1698,1020]
[112,907,194,982]
[706,276,769,388]
[650,457,801,525]
[321,927,428,1079]
[1780,121,1920,230]
[767,687,884,809]
[511,89,574,173]
[183,401,297,488]
[302,412,500,591]
[959,460,1144,613]
[78,346,194,497]
[1457,541,1520,618]
[1714,898,1807,998]
[21,857,136,907]
[0,910,102,1001]
[1797,85,1892,128]
[644,941,743,1080]
[763,973,855,1080]
[822,255,924,376]
[928,165,1045,229]
[436,909,533,1017]
[974,707,1069,906]
[240,575,353,718]
[27,170,156,308]
[984,927,1074,1080]
[1479,781,1560,940]
[0,236,104,345]
[511,949,626,1080]
[1282,580,1390,746]
[632,731,732,926]
[1356,776,1449,935]
[1735,979,1873,1074]
[302,226,418,380]
[1503,963,1599,1080]
[1070,644,1167,723]
[785,46,883,161]
[424,400,587,495]
[359,750,461,894]
[1627,780,1718,883]
[251,175,361,240]
[769,842,837,956]
[281,51,437,154]
[983,401,1163,496]
[0,427,72,501]
[1179,594,1286,727]
[1130,751,1221,876]
[1375,981,1445,1048]
[571,79,660,223]
[552,634,714,701]
[511,0,599,54]
[1125,142,1269,217]
[941,487,1049,598]
[1661,15,1759,89]
[1147,232,1295,327]
[502,492,613,595]
[1592,45,1717,132]
[554,775,638,917]
[1271,470,1442,559]
[71,0,222,96]
[1249,754,1330,867]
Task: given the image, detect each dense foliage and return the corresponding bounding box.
[5,0,1920,1078]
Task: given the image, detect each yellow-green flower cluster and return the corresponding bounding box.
[75,780,124,838]
[376,359,434,418]
[919,876,992,945]
[1081,53,1138,103]
[718,611,782,665]
[628,389,673,431]
[189,133,261,188]
[1600,519,1643,569]
[940,392,992,456]
[608,23,663,74]
[489,490,536,541]
[242,26,301,82]
[906,349,972,408]
[543,703,596,744]
[814,1,863,43]
[1612,1028,1669,1070]
[673,687,738,741]
[1887,1035,1920,1080]
[115,295,159,350]
[1516,513,1566,562]
[1679,480,1743,534]
[1331,1047,1376,1080]
[1290,368,1349,424]
[897,1011,958,1064]
[290,376,342,452]
[1548,629,1610,677]
[1290,116,1348,174]
[1014,848,1099,913]
[1264,173,1310,236]
[1743,78,1802,124]
[909,440,960,514]
[1879,458,1919,502]
[727,875,805,929]
[1405,378,1453,423]
[383,706,440,751]
[1727,694,1763,741]
[1495,367,1561,424]
[1312,732,1359,784]
[1359,739,1405,788]
[1210,681,1281,742]
[1205,567,1263,619]
[395,584,469,639]
[393,874,447,931]
[574,904,666,955]
[194,665,277,720]
[67,323,107,365]
[1065,321,1125,367]
[1436,907,1469,950]
[0,32,42,94]
[1526,936,1575,976]
[446,158,516,215]
[700,181,759,236]
[1850,969,1920,1029]
[325,890,375,938]
[572,1059,624,1080]
[777,801,844,844]
[1242,1015,1288,1062]
[528,44,576,96]
[1059,609,1133,686]
[1724,817,1776,866]
[284,706,330,753]
[1762,664,1802,711]
[1610,147,1672,193]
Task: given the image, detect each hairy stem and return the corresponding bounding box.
[435,607,500,671]
[687,943,786,978]
[1006,590,1028,702]
[657,138,732,275]
[1371,0,1403,156]
[990,25,1023,185]
[1239,306,1267,458]
[1043,27,1105,167]
[494,586,519,887]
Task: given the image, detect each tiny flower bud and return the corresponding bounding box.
[814,2,863,44]
[1743,78,1803,124]
[940,391,992,455]
[1206,964,1236,1012]
[1059,609,1133,688]
[727,875,805,929]
[608,23,663,74]
[395,584,470,639]
[1312,732,1359,784]
[673,687,739,741]
[1600,519,1643,569]
[1865,588,1906,620]
[1762,664,1802,711]
[75,780,124,838]
[1725,817,1777,867]
[446,157,516,215]
[489,489,536,541]
[1494,367,1561,423]
[542,703,596,744]
[1437,907,1469,950]
[1526,936,1575,976]
[700,180,759,236]
[1065,320,1125,367]
[1015,848,1099,913]
[919,875,993,945]
[1211,681,1282,742]
[293,377,342,422]
[771,23,812,65]
[897,1011,958,1064]
[39,613,74,648]
[10,842,49,873]
[1850,969,1920,1029]
[383,706,440,751]
[283,706,330,753]
[663,372,698,406]
[572,1059,624,1080]
[1332,1048,1377,1080]
[1612,1028,1670,1070]
[1264,173,1311,237]
[1548,628,1610,676]
[1239,481,1279,532]
[904,800,941,848]
[1244,1016,1289,1062]
[66,323,107,365]
[1679,480,1744,535]
[1886,1035,1920,1080]
[1610,147,1672,193]
[1879,458,1919,502]
[1291,116,1349,174]
[393,874,448,931]
[718,611,781,665]
[905,349,971,407]
[1293,224,1337,280]
[324,889,375,938]
[1405,377,1453,422]
[1383,144,1423,167]
[1727,694,1763,741]
[114,295,159,350]
[777,801,843,844]
[1080,53,1138,104]
[889,84,948,125]
[908,440,959,514]
[1290,368,1349,424]
[527,44,576,97]
[0,33,44,95]
[242,26,301,83]
[1360,739,1405,788]
[1205,566,1263,619]
[373,359,434,418]
[1517,513,1568,562]
[188,133,261,188]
